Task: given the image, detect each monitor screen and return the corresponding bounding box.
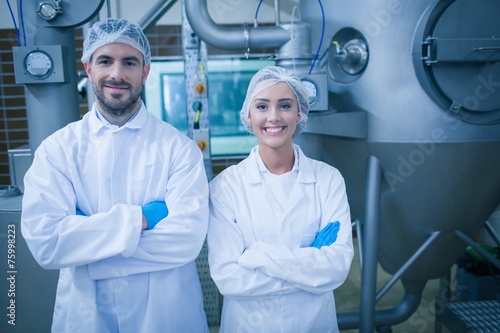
[144,57,275,156]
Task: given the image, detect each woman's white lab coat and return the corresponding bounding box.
[21,103,209,333]
[207,144,354,333]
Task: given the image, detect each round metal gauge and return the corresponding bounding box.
[24,50,54,79]
[302,79,318,105]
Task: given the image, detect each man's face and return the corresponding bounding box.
[84,42,150,123]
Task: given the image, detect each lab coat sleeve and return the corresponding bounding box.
[237,176,354,295]
[207,185,298,298]
[21,140,143,270]
[86,142,209,280]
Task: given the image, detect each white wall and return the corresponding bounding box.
[1,1,18,30]
[0,0,299,30]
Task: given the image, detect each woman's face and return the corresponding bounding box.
[248,81,301,150]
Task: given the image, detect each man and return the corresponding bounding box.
[21,18,209,332]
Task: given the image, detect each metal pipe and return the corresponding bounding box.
[455,230,500,270]
[354,219,363,271]
[106,0,111,18]
[338,280,425,330]
[274,0,281,26]
[184,0,290,50]
[360,155,382,332]
[22,29,80,152]
[375,231,441,302]
[138,0,179,33]
[484,220,500,246]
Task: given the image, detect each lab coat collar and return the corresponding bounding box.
[89,101,148,135]
[245,144,317,184]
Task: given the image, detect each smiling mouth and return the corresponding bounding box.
[104,84,129,91]
[264,126,285,134]
[102,80,130,92]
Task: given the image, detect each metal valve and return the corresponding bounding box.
[332,39,368,75]
[327,28,369,83]
[37,0,63,21]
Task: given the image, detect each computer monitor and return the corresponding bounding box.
[144,57,274,156]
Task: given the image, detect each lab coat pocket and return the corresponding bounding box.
[299,234,316,248]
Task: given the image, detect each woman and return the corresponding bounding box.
[207,66,353,332]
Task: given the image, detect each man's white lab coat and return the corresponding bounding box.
[21,103,209,333]
[207,144,354,333]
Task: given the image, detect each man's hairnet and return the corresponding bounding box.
[81,18,151,66]
[240,66,309,137]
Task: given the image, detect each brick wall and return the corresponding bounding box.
[0,28,28,184]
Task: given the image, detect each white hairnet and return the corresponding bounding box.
[240,66,309,137]
[81,18,151,65]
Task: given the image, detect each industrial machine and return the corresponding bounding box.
[184,0,500,331]
[2,0,499,332]
[295,1,500,330]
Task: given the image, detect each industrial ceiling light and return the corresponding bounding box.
[36,0,63,21]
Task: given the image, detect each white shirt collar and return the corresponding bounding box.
[89,101,148,134]
[255,145,300,174]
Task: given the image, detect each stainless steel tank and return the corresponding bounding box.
[298,0,500,280]
[295,2,500,328]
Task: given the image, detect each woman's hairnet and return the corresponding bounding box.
[81,18,151,66]
[240,66,309,137]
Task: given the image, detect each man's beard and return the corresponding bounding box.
[93,80,143,118]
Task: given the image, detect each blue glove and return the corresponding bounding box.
[75,208,85,216]
[311,221,340,249]
[142,201,169,230]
